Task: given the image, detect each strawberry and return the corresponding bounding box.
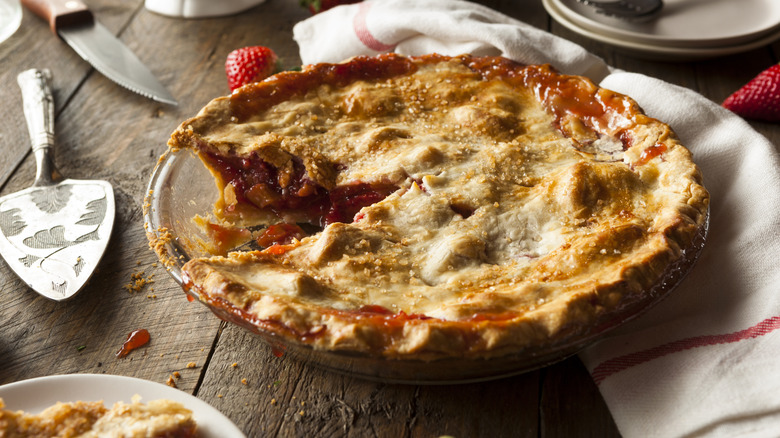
[722,63,780,122]
[300,0,361,14]
[225,46,278,91]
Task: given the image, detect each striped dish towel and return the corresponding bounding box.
[293,1,780,436]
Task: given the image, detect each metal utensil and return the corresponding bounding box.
[0,69,115,300]
[577,0,663,19]
[21,0,176,105]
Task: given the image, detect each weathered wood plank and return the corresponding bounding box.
[198,323,542,437]
[0,0,222,389]
[540,358,620,437]
[410,373,540,437]
[0,0,148,190]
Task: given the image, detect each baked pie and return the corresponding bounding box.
[160,54,709,363]
[0,396,197,437]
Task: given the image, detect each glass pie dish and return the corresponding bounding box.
[143,146,708,384]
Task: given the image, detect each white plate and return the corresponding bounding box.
[553,0,780,48]
[0,0,22,45]
[0,374,245,438]
[543,0,780,59]
[145,0,266,18]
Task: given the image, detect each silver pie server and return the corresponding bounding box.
[577,0,663,20]
[0,69,115,300]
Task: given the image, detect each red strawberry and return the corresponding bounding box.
[225,46,278,91]
[722,64,780,122]
[300,0,361,14]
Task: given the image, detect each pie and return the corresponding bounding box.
[161,54,709,362]
[0,396,197,437]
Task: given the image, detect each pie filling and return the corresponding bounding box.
[163,54,710,360]
[199,150,400,230]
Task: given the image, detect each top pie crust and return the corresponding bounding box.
[165,54,709,361]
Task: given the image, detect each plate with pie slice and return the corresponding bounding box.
[145,54,709,383]
[0,374,244,437]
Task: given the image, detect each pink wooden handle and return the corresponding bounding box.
[21,0,92,34]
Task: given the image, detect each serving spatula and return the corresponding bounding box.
[0,69,115,300]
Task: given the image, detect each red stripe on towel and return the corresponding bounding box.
[352,2,395,52]
[591,316,780,385]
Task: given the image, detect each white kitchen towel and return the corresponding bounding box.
[293,1,780,437]
[294,0,611,81]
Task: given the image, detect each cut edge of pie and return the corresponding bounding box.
[156,53,709,363]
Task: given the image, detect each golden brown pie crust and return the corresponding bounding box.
[165,54,709,361]
[0,397,197,437]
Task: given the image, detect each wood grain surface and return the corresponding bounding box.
[1,0,778,437]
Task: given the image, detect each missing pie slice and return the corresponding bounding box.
[162,54,709,362]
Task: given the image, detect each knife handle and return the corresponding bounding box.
[21,0,93,35]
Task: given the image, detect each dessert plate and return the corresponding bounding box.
[554,0,780,48]
[544,0,780,59]
[144,0,266,17]
[0,0,21,45]
[0,374,245,438]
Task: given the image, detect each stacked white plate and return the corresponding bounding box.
[543,0,780,59]
[145,0,266,18]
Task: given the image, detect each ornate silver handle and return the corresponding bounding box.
[17,68,62,187]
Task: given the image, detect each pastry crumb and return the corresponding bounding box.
[124,270,155,293]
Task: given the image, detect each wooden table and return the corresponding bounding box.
[1,1,777,436]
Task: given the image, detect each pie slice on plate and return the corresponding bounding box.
[151,54,709,379]
[0,396,197,437]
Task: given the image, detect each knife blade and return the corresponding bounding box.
[22,0,177,105]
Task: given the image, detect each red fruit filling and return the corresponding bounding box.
[205,222,252,254]
[201,150,399,229]
[257,223,307,247]
[635,143,667,166]
[116,328,151,358]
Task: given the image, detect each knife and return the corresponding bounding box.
[21,0,177,105]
